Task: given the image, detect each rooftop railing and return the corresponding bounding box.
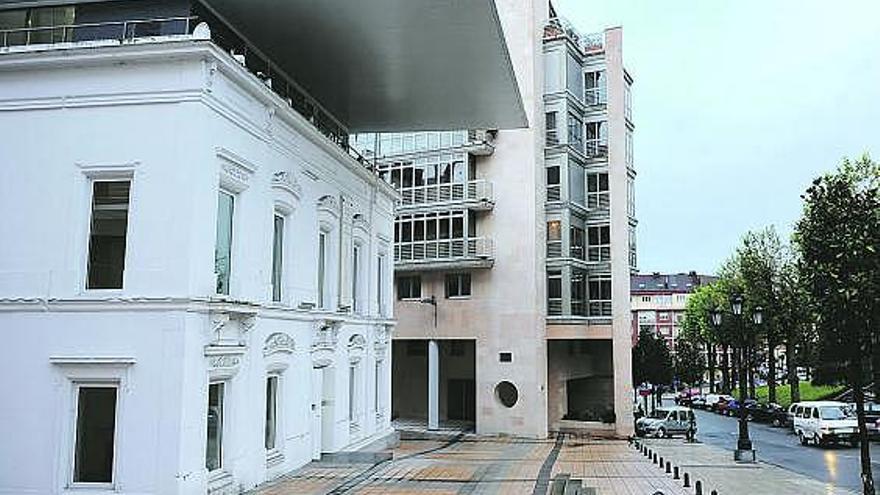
[0,15,371,168]
[543,17,604,54]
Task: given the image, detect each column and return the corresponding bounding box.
[428,339,439,430]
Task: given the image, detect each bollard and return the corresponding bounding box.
[695,480,703,495]
[711,491,718,495]
[659,456,664,468]
[653,452,658,464]
[665,460,671,474]
[683,472,690,488]
[674,466,680,479]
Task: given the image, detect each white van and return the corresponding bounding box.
[793,401,858,447]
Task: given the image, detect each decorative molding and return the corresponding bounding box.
[352,213,370,234]
[217,147,257,192]
[208,354,241,369]
[312,318,342,352]
[208,304,257,347]
[75,160,139,173]
[317,195,339,217]
[272,170,302,202]
[263,332,296,356]
[204,346,246,377]
[348,334,366,351]
[50,356,135,366]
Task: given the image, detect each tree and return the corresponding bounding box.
[632,328,674,411]
[681,283,728,391]
[675,335,706,388]
[736,227,785,403]
[795,154,879,495]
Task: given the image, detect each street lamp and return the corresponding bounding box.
[711,296,757,462]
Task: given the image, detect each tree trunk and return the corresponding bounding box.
[708,343,717,393]
[722,344,731,394]
[768,336,777,404]
[787,338,800,404]
[852,360,875,495]
[873,335,880,399]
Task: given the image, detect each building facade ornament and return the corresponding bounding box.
[263,332,296,356]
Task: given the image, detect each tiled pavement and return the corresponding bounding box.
[251,435,689,495]
[639,438,858,495]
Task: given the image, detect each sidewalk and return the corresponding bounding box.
[638,438,857,495]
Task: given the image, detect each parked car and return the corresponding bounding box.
[690,395,707,409]
[750,403,787,426]
[705,394,734,411]
[793,401,858,447]
[787,403,801,429]
[727,399,758,418]
[715,396,736,415]
[635,406,697,438]
[855,402,880,439]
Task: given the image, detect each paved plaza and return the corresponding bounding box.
[251,435,688,495]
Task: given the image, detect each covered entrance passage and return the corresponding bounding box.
[391,339,475,431]
[547,340,615,431]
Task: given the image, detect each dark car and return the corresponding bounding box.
[716,397,734,415]
[860,402,880,438]
[746,402,786,425]
[726,398,756,417]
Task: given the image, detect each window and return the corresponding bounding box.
[588,275,612,316]
[499,352,512,363]
[642,296,651,303]
[377,254,386,315]
[348,364,358,422]
[317,231,328,308]
[546,220,562,258]
[265,376,279,450]
[396,275,421,300]
[206,383,224,471]
[445,273,471,298]
[587,172,609,210]
[546,165,560,201]
[571,269,586,316]
[568,161,585,205]
[0,5,75,46]
[585,70,606,105]
[271,214,284,302]
[565,52,583,100]
[570,226,585,260]
[567,113,583,152]
[545,112,558,145]
[587,225,611,262]
[215,191,234,295]
[548,270,562,316]
[585,121,607,158]
[73,385,117,484]
[351,245,361,312]
[374,361,382,414]
[87,180,131,289]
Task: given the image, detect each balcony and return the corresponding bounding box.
[585,139,608,159]
[395,237,494,271]
[464,129,495,156]
[398,180,493,212]
[0,15,372,168]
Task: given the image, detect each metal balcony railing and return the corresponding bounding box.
[547,241,563,258]
[543,17,604,54]
[0,16,197,48]
[589,301,612,317]
[546,129,559,147]
[587,246,611,262]
[548,299,563,316]
[398,180,493,209]
[465,129,495,156]
[585,140,608,159]
[394,237,493,264]
[0,15,371,169]
[585,87,607,106]
[547,185,561,202]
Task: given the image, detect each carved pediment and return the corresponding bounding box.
[264,332,296,356]
[272,170,302,201]
[312,318,342,352]
[348,334,366,351]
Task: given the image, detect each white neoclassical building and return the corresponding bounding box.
[0,1,525,494]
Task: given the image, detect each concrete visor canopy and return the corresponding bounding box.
[202,0,528,131]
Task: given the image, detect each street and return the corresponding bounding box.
[694,407,880,492]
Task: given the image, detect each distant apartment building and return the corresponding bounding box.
[630,272,718,352]
[355,1,637,437]
[0,1,523,494]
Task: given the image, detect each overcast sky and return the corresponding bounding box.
[554,0,880,275]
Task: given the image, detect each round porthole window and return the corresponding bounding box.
[495,381,519,408]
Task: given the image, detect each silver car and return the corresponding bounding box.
[636,406,697,438]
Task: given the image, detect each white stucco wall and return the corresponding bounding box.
[0,40,395,495]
